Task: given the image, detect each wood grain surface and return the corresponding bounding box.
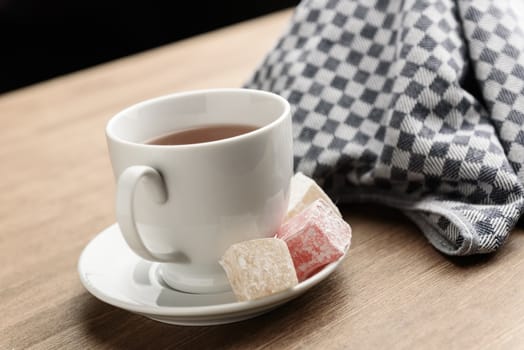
[1,8,524,350]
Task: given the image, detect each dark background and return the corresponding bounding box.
[0,0,299,94]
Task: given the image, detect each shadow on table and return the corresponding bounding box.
[446,253,495,267]
[79,272,350,349]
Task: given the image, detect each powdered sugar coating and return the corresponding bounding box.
[277,199,351,281]
[286,172,341,220]
[220,238,298,301]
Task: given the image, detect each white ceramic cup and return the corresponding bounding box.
[106,88,293,294]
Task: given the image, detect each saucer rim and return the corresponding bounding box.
[78,223,348,318]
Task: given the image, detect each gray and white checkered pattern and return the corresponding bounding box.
[246,0,524,255]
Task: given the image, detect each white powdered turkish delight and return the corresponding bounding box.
[220,238,298,301]
[286,172,341,220]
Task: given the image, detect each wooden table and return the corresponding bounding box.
[2,8,524,349]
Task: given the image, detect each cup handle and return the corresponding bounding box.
[116,165,171,262]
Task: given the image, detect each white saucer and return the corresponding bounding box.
[78,224,348,326]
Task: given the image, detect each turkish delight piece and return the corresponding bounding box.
[286,172,341,220]
[277,199,351,281]
[220,238,298,301]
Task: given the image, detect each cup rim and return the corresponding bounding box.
[105,88,291,149]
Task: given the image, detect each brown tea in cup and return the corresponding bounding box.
[146,124,257,145]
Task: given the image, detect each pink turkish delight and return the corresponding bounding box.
[277,199,351,281]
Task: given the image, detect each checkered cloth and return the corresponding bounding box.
[246,0,524,255]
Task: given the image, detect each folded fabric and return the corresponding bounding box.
[245,0,524,255]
